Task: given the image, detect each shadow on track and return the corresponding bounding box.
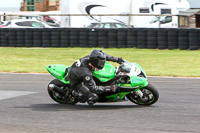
[15,103,153,112]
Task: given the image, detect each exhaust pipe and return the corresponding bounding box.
[49,84,66,96]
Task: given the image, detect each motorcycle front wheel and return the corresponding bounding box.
[126,84,159,105]
[47,79,78,104]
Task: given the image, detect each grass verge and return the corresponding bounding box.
[0,47,200,77]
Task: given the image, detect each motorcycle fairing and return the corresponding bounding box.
[131,63,148,88]
[46,64,70,84]
[117,62,148,88]
[130,76,148,88]
[105,92,130,102]
[93,62,116,82]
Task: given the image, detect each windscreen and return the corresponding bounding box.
[120,63,132,73]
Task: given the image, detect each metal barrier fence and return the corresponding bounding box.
[0,28,199,50]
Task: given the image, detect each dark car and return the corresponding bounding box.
[87,22,132,28]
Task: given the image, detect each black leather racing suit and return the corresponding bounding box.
[67,54,119,101]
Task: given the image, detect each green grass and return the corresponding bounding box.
[0,47,200,77]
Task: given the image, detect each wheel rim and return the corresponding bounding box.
[129,88,155,105]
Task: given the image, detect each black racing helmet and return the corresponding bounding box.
[89,50,106,69]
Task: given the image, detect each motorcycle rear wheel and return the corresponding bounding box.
[47,79,78,104]
[126,84,159,105]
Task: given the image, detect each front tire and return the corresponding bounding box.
[126,84,159,105]
[47,79,78,104]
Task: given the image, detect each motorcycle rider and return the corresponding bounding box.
[67,49,124,105]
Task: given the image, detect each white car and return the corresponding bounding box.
[0,19,53,28]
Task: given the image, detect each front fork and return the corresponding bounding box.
[134,88,144,98]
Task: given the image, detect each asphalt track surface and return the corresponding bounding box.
[0,73,200,133]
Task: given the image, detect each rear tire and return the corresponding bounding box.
[126,84,159,105]
[47,79,78,104]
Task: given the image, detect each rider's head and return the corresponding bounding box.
[89,50,106,69]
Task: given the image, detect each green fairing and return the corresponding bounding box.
[105,92,130,102]
[93,62,115,82]
[46,64,70,84]
[118,62,148,88]
[46,62,116,84]
[134,62,147,77]
[130,76,148,88]
[132,62,148,88]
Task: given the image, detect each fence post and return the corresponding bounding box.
[3,13,6,21]
[158,15,161,28]
[68,16,71,27]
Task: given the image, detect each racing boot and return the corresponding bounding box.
[78,83,99,106]
[87,93,99,106]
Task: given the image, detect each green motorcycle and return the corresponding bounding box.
[46,60,159,106]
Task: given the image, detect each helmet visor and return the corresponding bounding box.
[97,58,106,69]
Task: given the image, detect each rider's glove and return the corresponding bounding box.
[117,57,125,64]
[104,85,117,92]
[96,86,105,94]
[110,85,117,92]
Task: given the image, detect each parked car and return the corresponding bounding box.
[42,15,60,27]
[0,19,53,28]
[0,21,11,28]
[19,15,60,27]
[87,22,132,28]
